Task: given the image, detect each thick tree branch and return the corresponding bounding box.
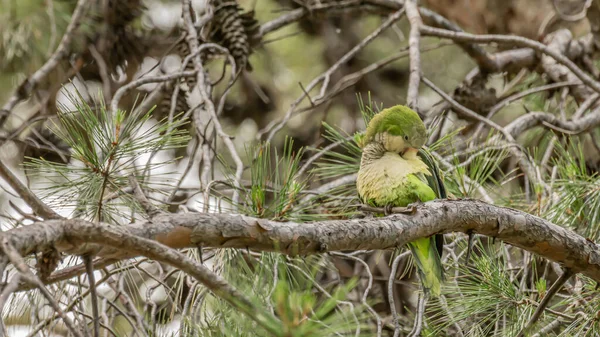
[42,216,281,334]
[4,200,600,284]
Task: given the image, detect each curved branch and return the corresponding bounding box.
[18,217,282,334]
[4,200,600,284]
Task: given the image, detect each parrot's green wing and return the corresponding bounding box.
[418,146,446,199]
[418,146,446,261]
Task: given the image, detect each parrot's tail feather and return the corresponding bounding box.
[408,237,444,297]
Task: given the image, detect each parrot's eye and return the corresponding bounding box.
[404,135,409,141]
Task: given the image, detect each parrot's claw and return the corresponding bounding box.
[398,205,418,215]
[384,204,394,215]
[383,204,418,215]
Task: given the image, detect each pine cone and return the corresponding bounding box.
[209,0,260,71]
[158,85,191,120]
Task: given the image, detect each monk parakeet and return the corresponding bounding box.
[356,105,445,297]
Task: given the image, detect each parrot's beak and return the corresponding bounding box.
[403,147,419,160]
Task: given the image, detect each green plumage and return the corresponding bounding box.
[357,105,445,297]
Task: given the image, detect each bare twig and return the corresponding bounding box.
[505,105,600,137]
[531,320,562,337]
[430,151,495,204]
[287,263,361,336]
[405,0,422,110]
[258,1,499,73]
[181,0,244,206]
[88,45,112,104]
[516,269,574,337]
[389,250,411,337]
[0,237,83,337]
[167,136,200,203]
[421,75,545,191]
[259,8,406,142]
[472,81,579,139]
[0,0,90,127]
[258,0,362,39]
[407,293,427,337]
[83,254,99,337]
[0,274,21,311]
[110,71,196,114]
[297,136,354,177]
[45,0,58,56]
[0,159,61,219]
[299,173,358,204]
[275,42,453,128]
[552,0,592,21]
[332,252,382,336]
[129,175,164,218]
[16,257,118,292]
[417,7,498,72]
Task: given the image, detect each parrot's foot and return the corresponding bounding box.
[383,204,417,215]
[398,204,418,215]
[384,204,394,215]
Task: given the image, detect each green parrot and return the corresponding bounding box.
[356,105,445,297]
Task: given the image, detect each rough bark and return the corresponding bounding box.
[5,199,600,282]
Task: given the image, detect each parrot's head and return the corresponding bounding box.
[363,105,427,159]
